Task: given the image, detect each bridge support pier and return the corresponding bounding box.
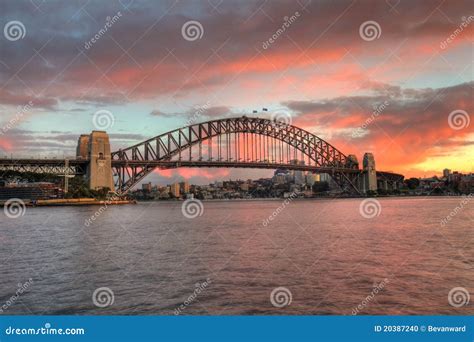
[77,131,114,191]
[362,153,377,193]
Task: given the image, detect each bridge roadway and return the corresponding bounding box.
[0,158,404,182]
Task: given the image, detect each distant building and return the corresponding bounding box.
[459,174,474,194]
[272,173,287,185]
[290,159,305,185]
[320,173,332,183]
[274,168,289,176]
[240,183,249,191]
[443,168,451,178]
[0,183,63,200]
[142,182,152,192]
[305,172,316,187]
[179,181,190,194]
[448,171,462,183]
[170,183,180,198]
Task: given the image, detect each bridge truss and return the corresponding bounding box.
[0,159,87,176]
[111,117,363,194]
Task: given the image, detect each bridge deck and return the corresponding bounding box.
[0,158,404,181]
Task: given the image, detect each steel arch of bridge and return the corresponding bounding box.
[111,117,362,194]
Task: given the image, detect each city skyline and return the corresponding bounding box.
[0,0,472,186]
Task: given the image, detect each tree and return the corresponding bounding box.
[405,178,420,190]
[366,190,377,197]
[312,181,329,193]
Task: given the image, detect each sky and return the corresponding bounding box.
[0,0,472,185]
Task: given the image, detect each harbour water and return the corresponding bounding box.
[0,197,472,315]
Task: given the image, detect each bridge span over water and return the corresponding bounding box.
[0,117,403,195]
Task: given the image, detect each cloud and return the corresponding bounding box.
[284,81,473,174]
[150,105,233,118]
[1,0,471,104]
[0,129,147,155]
[150,109,172,117]
[0,89,57,110]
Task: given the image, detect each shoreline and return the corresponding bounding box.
[0,198,136,207]
[137,194,472,203]
[1,194,470,207]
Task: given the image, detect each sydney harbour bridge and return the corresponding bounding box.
[0,117,403,195]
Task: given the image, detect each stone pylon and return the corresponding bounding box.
[77,131,114,191]
[362,152,377,193]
